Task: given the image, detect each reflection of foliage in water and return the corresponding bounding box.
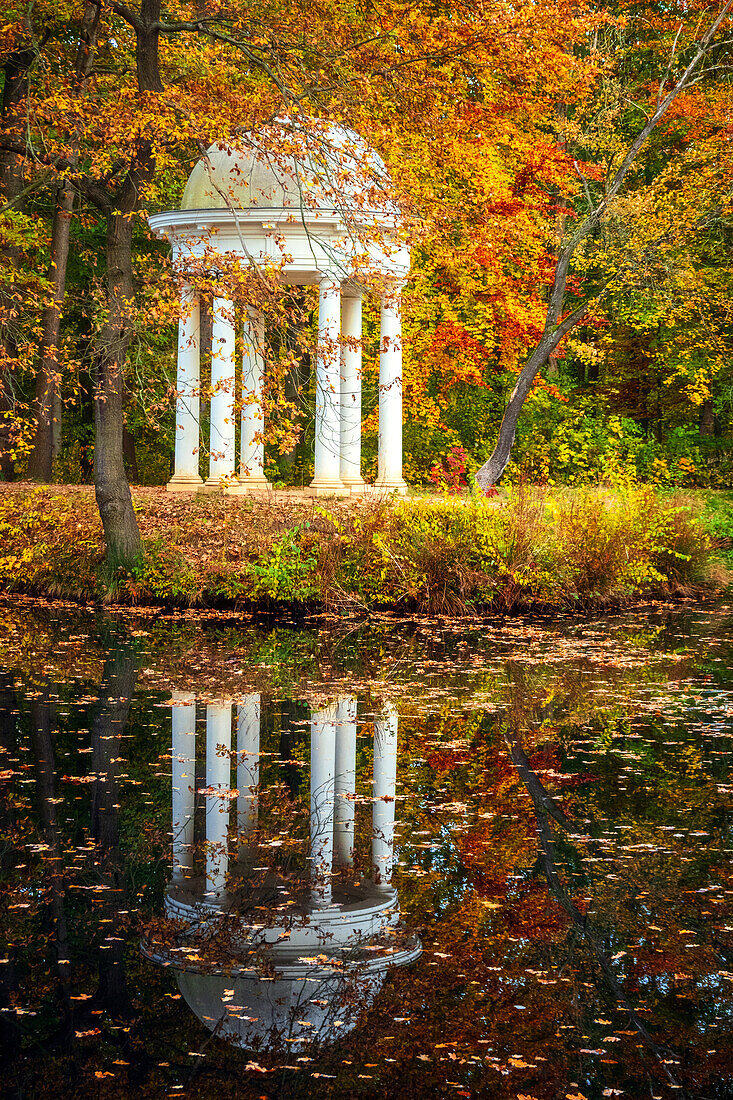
[0,599,731,1096]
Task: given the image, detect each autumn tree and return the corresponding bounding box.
[475,0,733,488]
[26,3,100,483]
[0,16,37,482]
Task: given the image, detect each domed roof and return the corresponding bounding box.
[180,120,393,216]
[175,968,386,1053]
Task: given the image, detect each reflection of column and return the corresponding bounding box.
[168,284,203,491]
[376,290,407,494]
[237,694,260,854]
[372,702,398,889]
[334,696,357,868]
[172,691,196,881]
[236,308,270,493]
[340,293,365,493]
[310,702,337,907]
[205,296,237,488]
[309,277,346,496]
[205,703,232,897]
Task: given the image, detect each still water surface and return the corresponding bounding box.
[0,600,732,1098]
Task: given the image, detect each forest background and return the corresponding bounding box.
[0,0,732,511]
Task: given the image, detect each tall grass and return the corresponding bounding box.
[324,486,721,614]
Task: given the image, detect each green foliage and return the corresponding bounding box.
[411,382,733,492]
[128,539,201,604]
[697,490,733,567]
[244,525,320,603]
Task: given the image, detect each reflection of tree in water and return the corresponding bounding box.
[89,637,139,1019]
[0,669,21,1063]
[504,720,689,1096]
[0,631,150,1094]
[388,653,733,1099]
[29,677,72,1045]
[279,699,306,802]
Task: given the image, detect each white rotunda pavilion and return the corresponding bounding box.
[148,120,410,497]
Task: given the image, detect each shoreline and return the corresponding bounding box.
[0,483,727,616]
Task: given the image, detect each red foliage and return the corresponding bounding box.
[429,446,469,493]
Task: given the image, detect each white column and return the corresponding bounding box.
[310,702,337,907]
[340,293,365,493]
[167,284,203,491]
[232,308,270,495]
[205,295,237,489]
[205,703,232,899]
[236,694,260,856]
[372,702,398,890]
[334,696,357,868]
[309,276,347,496]
[376,288,407,494]
[171,691,196,881]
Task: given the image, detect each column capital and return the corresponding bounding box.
[317,270,342,286]
[341,277,364,300]
[379,276,408,300]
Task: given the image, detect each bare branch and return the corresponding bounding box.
[657,21,684,105]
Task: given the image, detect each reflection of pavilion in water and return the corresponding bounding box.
[142,695,420,1052]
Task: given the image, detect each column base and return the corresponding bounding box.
[341,477,367,496]
[372,478,408,497]
[306,479,350,498]
[225,478,271,497]
[166,474,204,493]
[371,883,398,900]
[202,474,237,492]
[309,896,339,911]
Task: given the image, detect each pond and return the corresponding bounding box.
[0,598,732,1098]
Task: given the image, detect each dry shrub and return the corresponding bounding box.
[0,486,102,598]
[331,486,721,614]
[553,489,631,597]
[553,486,718,601]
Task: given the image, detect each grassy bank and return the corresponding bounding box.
[0,483,726,614]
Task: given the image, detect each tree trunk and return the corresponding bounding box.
[0,47,34,481]
[475,309,587,489]
[88,0,162,564]
[135,15,163,94]
[122,423,139,482]
[27,4,100,482]
[699,396,714,437]
[93,213,142,565]
[28,181,75,481]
